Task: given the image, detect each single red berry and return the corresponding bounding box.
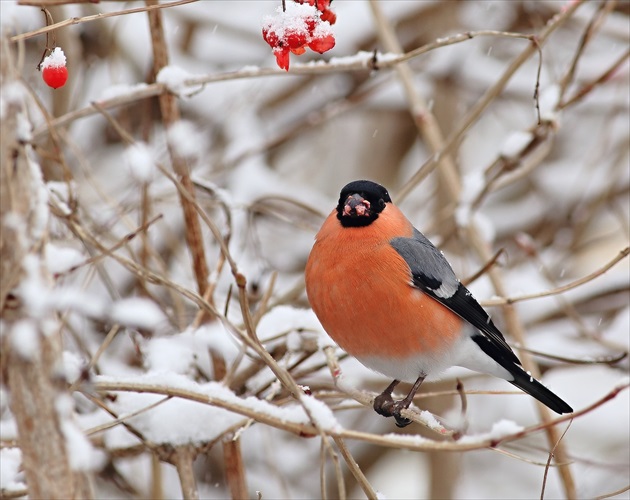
[286,30,307,50]
[262,27,280,48]
[320,9,336,25]
[316,0,331,12]
[308,34,335,53]
[42,66,68,89]
[40,47,68,89]
[274,47,291,71]
[290,46,306,55]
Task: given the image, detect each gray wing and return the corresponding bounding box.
[390,229,520,366]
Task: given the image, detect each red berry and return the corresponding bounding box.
[42,65,68,89]
[305,17,317,34]
[40,47,68,89]
[316,0,331,11]
[274,47,291,71]
[262,27,279,48]
[308,34,335,54]
[286,30,307,50]
[320,9,336,25]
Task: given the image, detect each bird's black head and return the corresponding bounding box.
[336,180,392,227]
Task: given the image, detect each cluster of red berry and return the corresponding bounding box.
[262,0,336,71]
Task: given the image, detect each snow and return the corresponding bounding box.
[123,142,156,183]
[167,120,207,160]
[46,180,75,216]
[99,373,320,445]
[156,65,203,97]
[9,319,39,360]
[40,47,66,69]
[48,287,108,319]
[500,130,534,159]
[113,389,242,446]
[62,350,84,384]
[97,83,150,102]
[56,395,106,471]
[143,335,197,375]
[16,111,32,142]
[45,243,84,275]
[257,305,322,341]
[539,84,561,122]
[0,448,25,493]
[0,81,25,120]
[380,432,432,447]
[299,393,341,432]
[16,254,49,319]
[457,419,524,444]
[262,3,327,39]
[110,297,167,331]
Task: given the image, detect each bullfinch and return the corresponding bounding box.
[305,180,573,427]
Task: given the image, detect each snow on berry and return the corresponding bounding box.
[308,21,335,54]
[262,2,335,71]
[41,47,68,89]
[295,0,337,24]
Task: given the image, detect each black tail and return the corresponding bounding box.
[509,369,573,414]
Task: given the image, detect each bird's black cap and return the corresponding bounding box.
[336,180,392,227]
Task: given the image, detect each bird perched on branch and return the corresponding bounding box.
[305,180,572,427]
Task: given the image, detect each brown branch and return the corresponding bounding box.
[223,439,248,500]
[1,37,94,499]
[172,446,199,500]
[145,0,209,299]
[91,379,629,453]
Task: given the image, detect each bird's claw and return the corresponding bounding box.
[373,395,413,428]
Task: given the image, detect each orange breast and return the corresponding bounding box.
[305,205,463,360]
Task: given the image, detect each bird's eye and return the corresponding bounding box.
[379,199,386,208]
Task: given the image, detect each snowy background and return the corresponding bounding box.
[1,1,629,499]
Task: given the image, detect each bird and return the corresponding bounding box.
[305,179,573,427]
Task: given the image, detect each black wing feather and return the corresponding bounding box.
[416,277,521,367]
[390,233,520,367]
[390,232,573,413]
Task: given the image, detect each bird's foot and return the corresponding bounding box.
[373,394,412,428]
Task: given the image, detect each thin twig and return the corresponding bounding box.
[482,247,629,306]
[333,435,377,500]
[10,0,198,43]
[540,421,573,500]
[596,484,630,500]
